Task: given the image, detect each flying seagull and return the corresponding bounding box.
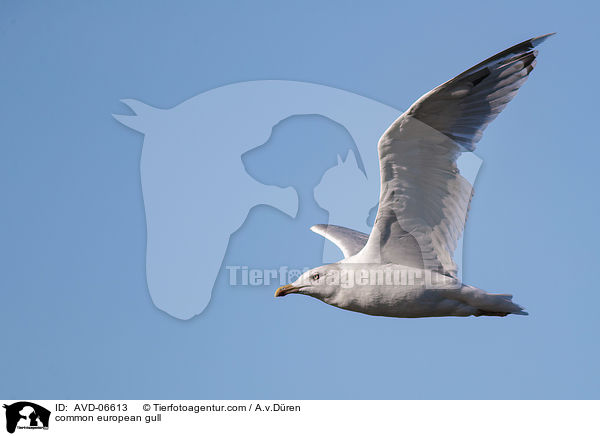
[275,34,553,317]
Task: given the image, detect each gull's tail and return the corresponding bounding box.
[460,285,528,317]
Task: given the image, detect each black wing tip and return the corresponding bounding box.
[439,33,555,88]
[530,32,556,47]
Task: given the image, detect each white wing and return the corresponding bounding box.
[357,34,553,275]
[311,224,368,259]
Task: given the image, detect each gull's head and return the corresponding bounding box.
[274,265,340,301]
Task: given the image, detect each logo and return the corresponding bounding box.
[3,402,50,433]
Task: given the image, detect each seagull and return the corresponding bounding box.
[275,34,553,318]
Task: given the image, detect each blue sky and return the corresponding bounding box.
[1,0,599,399]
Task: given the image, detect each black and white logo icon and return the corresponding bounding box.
[3,402,50,433]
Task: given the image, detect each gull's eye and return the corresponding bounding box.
[311,273,320,281]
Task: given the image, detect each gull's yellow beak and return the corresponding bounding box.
[274,284,300,297]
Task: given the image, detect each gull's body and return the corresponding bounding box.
[301,262,492,318]
[275,35,553,318]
